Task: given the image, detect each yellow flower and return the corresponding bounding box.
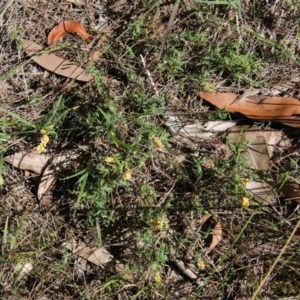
[151,136,164,151]
[153,272,162,284]
[122,169,131,181]
[105,156,115,164]
[36,126,53,153]
[36,133,49,153]
[151,219,164,230]
[40,129,47,135]
[243,179,249,186]
[241,197,250,208]
[197,257,205,270]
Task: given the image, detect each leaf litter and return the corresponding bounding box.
[22,40,94,82]
[227,125,283,170]
[167,96,299,206]
[199,91,300,127]
[1,1,300,298]
[63,239,113,268]
[4,150,81,205]
[200,91,300,205]
[197,215,222,253]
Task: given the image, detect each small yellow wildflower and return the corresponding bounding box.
[153,272,162,284]
[197,257,206,270]
[105,156,115,164]
[243,179,249,186]
[36,132,49,153]
[152,136,164,151]
[151,219,164,230]
[241,197,250,208]
[122,169,132,181]
[40,128,47,135]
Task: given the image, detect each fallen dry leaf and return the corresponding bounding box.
[165,108,237,148]
[37,165,57,203]
[207,221,222,252]
[246,180,276,204]
[5,150,81,203]
[198,215,222,252]
[228,125,282,170]
[64,240,113,267]
[23,40,93,81]
[199,91,300,127]
[280,183,300,204]
[47,20,90,48]
[115,263,134,281]
[4,151,50,174]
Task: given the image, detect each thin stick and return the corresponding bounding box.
[250,216,300,300]
[159,0,181,59]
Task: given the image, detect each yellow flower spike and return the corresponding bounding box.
[105,156,115,164]
[151,219,164,230]
[122,169,132,181]
[153,272,162,284]
[36,132,50,153]
[197,257,206,270]
[151,136,164,151]
[241,197,250,208]
[40,129,47,135]
[243,179,249,186]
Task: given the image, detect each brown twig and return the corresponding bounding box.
[250,215,300,299]
[158,0,181,60]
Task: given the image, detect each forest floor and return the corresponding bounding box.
[1,0,300,299]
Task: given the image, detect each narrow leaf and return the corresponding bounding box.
[207,221,222,252]
[23,40,94,82]
[4,151,50,174]
[199,91,300,127]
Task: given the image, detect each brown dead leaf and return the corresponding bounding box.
[198,215,222,252]
[37,165,56,202]
[22,40,94,82]
[4,151,50,174]
[199,91,300,127]
[228,125,282,170]
[115,263,134,282]
[280,183,300,204]
[207,221,222,252]
[246,181,276,204]
[5,150,81,203]
[37,151,81,202]
[64,240,113,267]
[165,108,237,148]
[47,20,90,48]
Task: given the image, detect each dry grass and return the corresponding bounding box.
[1,0,300,299]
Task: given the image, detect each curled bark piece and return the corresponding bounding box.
[48,20,90,48]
